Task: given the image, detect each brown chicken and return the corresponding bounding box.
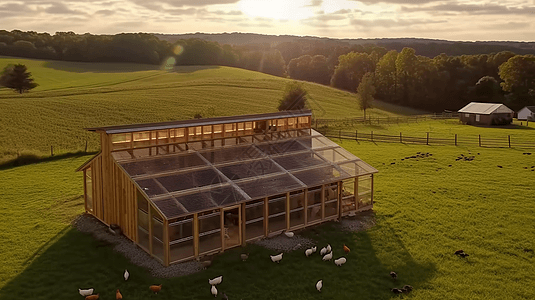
[116,289,123,300]
[150,284,162,294]
[343,244,350,254]
[85,294,99,300]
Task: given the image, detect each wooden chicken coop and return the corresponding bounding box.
[78,110,377,266]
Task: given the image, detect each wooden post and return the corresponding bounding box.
[400,132,402,143]
[426,132,429,145]
[508,135,511,148]
[50,145,54,156]
[339,129,341,140]
[315,118,318,129]
[303,188,308,225]
[193,213,199,258]
[455,134,457,146]
[85,140,88,153]
[286,192,290,230]
[264,198,268,237]
[479,135,481,147]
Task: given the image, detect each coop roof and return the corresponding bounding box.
[113,129,377,220]
[86,110,312,134]
[520,106,535,113]
[458,102,514,114]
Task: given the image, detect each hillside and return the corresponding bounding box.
[0,57,425,160]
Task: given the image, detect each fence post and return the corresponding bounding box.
[426,132,429,145]
[508,135,511,148]
[355,130,358,142]
[400,132,402,143]
[339,129,341,140]
[371,131,374,142]
[51,145,54,156]
[479,135,481,147]
[315,118,318,129]
[455,134,457,146]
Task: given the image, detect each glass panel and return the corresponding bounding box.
[358,175,372,208]
[85,168,93,212]
[201,145,263,164]
[170,128,186,143]
[199,211,221,254]
[225,123,236,136]
[256,140,307,156]
[246,199,265,240]
[151,207,164,240]
[324,199,338,218]
[153,197,188,219]
[136,178,166,197]
[244,122,254,135]
[155,168,224,194]
[268,195,286,234]
[218,159,283,180]
[237,123,245,136]
[287,117,297,129]
[237,173,303,200]
[203,125,212,140]
[213,125,223,138]
[152,237,164,261]
[254,121,268,134]
[156,130,169,145]
[291,165,347,186]
[307,187,322,223]
[137,191,149,229]
[341,179,356,213]
[298,116,310,128]
[268,213,286,234]
[121,152,207,177]
[223,207,241,248]
[273,152,325,171]
[138,227,149,250]
[289,191,304,228]
[188,126,202,141]
[169,216,193,242]
[315,148,352,163]
[111,133,132,150]
[170,237,194,262]
[133,131,151,148]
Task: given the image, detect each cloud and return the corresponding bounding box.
[400,2,535,15]
[94,9,115,16]
[212,10,242,15]
[306,0,323,7]
[165,7,199,15]
[351,0,439,4]
[483,22,531,30]
[44,3,86,15]
[351,18,447,28]
[333,9,351,14]
[0,3,32,11]
[130,0,240,9]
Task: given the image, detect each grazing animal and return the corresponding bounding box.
[305,248,314,257]
[459,252,470,258]
[85,294,99,300]
[391,288,403,294]
[316,280,323,292]
[403,285,413,293]
[116,289,123,300]
[326,244,332,253]
[454,249,464,255]
[322,252,333,261]
[240,253,249,261]
[79,288,94,297]
[343,244,350,254]
[124,269,129,281]
[390,271,397,280]
[270,253,283,263]
[311,246,317,253]
[211,285,218,297]
[320,246,328,256]
[150,284,162,294]
[334,257,347,266]
[209,275,223,286]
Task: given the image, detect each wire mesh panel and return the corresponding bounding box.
[307,187,322,223]
[268,195,287,234]
[358,175,373,208]
[324,183,338,218]
[236,173,303,200]
[341,179,356,214]
[155,167,224,194]
[169,216,194,262]
[273,152,326,171]
[121,152,207,177]
[245,199,265,241]
[152,197,188,220]
[289,190,305,228]
[201,145,263,164]
[135,178,167,197]
[198,211,221,254]
[314,148,353,164]
[255,139,308,156]
[137,191,150,251]
[151,207,165,262]
[218,159,284,180]
[291,165,348,186]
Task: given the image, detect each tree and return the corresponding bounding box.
[278,81,307,111]
[331,52,375,92]
[357,73,375,120]
[473,76,503,103]
[0,64,38,93]
[499,55,535,109]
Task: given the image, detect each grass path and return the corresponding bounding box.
[1,140,534,299]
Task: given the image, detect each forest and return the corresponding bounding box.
[1,30,533,112]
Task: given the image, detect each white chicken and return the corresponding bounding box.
[316,280,323,292]
[326,244,332,253]
[322,252,333,261]
[211,285,218,297]
[208,275,223,286]
[79,288,93,297]
[270,253,283,263]
[320,246,328,256]
[124,269,129,281]
[334,257,347,266]
[284,231,294,238]
[305,248,314,257]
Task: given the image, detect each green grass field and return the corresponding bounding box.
[0,57,426,162]
[0,140,533,299]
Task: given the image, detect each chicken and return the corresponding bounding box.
[116,289,123,300]
[79,288,93,297]
[316,280,323,292]
[343,244,350,254]
[454,249,464,255]
[311,246,317,253]
[326,244,332,253]
[209,275,223,286]
[284,231,294,238]
[390,271,397,280]
[150,284,162,294]
[322,252,333,261]
[402,285,413,293]
[85,294,99,300]
[270,253,283,263]
[124,269,129,281]
[391,288,403,294]
[334,257,347,266]
[305,248,314,257]
[211,285,218,297]
[240,253,249,261]
[320,246,328,256]
[459,252,469,258]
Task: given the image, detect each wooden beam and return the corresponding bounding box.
[220,208,225,252]
[264,197,268,237]
[321,184,325,220]
[286,192,290,230]
[370,174,374,207]
[355,177,359,210]
[241,202,246,247]
[193,213,199,258]
[304,188,308,225]
[163,219,169,266]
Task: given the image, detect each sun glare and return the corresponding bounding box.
[239,0,314,20]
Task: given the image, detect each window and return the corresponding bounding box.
[465,113,469,118]
[476,114,480,122]
[111,133,132,150]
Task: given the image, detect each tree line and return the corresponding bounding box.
[1,30,533,111]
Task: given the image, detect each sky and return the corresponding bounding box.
[0,0,534,41]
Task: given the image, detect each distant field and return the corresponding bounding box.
[1,142,533,299]
[0,57,425,161]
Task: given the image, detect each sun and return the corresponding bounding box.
[238,0,314,20]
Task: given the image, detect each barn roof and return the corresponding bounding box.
[112,129,377,220]
[458,102,514,114]
[86,110,312,134]
[520,106,535,113]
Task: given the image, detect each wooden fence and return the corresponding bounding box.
[313,113,459,127]
[318,129,535,149]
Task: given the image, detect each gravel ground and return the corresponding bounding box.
[72,210,375,278]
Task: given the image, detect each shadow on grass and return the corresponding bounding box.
[43,61,161,73]
[0,216,436,300]
[0,151,97,170]
[469,124,535,130]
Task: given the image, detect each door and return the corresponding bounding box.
[223,206,241,249]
